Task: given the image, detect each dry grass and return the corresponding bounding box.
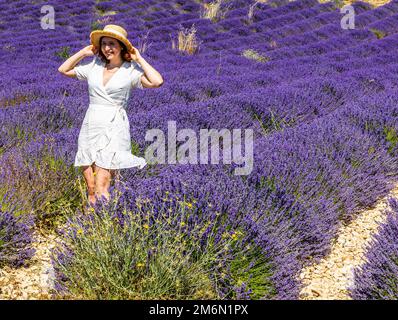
[172,25,201,55]
[242,49,270,63]
[200,0,231,22]
[136,30,153,54]
[248,1,259,21]
[247,0,271,22]
[201,0,223,21]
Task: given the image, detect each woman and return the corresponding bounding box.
[58,24,163,206]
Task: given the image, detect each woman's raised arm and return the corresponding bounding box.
[127,46,164,88]
[58,45,98,78]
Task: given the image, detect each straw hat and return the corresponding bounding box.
[90,24,134,53]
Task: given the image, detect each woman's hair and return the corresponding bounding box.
[97,36,131,64]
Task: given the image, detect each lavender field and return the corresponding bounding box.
[1,0,398,300]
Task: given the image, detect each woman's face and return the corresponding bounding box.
[101,36,122,60]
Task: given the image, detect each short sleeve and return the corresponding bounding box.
[74,57,96,81]
[130,61,144,90]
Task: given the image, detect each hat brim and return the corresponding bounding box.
[90,30,134,53]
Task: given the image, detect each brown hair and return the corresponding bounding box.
[97,36,132,64]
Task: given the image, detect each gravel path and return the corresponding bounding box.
[0,229,58,300]
[299,184,398,300]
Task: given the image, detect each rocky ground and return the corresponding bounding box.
[0,229,58,300]
[299,184,398,300]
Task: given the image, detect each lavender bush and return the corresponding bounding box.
[0,192,35,267]
[350,198,398,300]
[51,181,275,299]
[0,130,83,229]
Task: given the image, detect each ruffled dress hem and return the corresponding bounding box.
[74,148,147,170]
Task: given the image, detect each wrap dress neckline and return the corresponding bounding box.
[102,61,126,89]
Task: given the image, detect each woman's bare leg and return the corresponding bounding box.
[82,164,96,206]
[95,164,116,202]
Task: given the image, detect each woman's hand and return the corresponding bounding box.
[124,46,142,62]
[80,45,98,57]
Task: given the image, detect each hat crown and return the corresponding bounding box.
[90,24,134,52]
[103,24,128,38]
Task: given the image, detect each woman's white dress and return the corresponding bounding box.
[73,56,147,170]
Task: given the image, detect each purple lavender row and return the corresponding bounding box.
[350,198,398,299]
[0,191,35,268]
[2,78,397,298]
